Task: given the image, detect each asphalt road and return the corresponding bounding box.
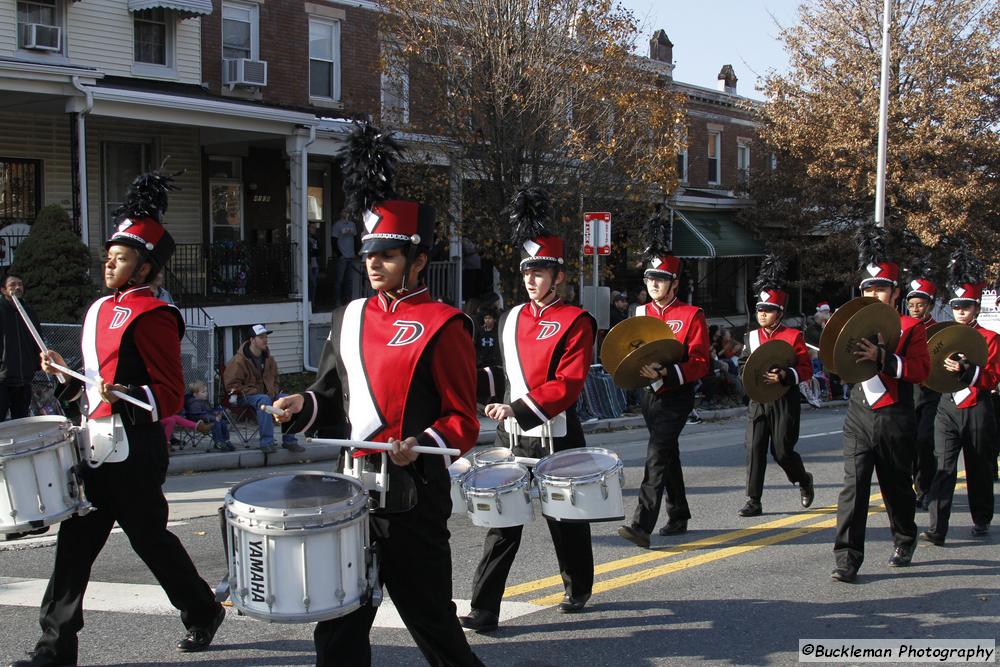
[2,407,997,666]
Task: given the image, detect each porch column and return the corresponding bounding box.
[448,159,463,306]
[286,130,312,300]
[65,98,90,247]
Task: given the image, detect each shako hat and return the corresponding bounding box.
[106,168,178,269]
[509,187,564,271]
[641,205,681,279]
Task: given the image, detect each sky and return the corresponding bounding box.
[619,0,803,98]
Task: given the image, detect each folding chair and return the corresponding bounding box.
[218,362,260,448]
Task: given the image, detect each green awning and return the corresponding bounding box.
[128,0,212,18]
[671,210,764,259]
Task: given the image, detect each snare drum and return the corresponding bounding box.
[225,472,370,623]
[533,448,625,522]
[0,416,89,534]
[461,462,534,528]
[447,457,472,514]
[471,446,514,467]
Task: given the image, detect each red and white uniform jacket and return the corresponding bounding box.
[635,298,710,394]
[951,322,1000,409]
[288,287,479,464]
[61,286,185,427]
[491,298,595,438]
[858,314,929,411]
[746,324,813,386]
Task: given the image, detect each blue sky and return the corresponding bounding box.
[619,0,802,97]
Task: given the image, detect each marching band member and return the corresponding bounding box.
[9,172,224,667]
[831,223,929,583]
[460,187,596,632]
[618,208,710,548]
[274,123,484,667]
[736,255,815,518]
[904,272,940,510]
[922,246,998,545]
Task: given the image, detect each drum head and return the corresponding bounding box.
[231,473,363,510]
[473,447,514,466]
[448,457,472,479]
[0,416,72,454]
[463,463,527,491]
[535,448,619,480]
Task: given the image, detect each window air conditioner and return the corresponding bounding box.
[21,24,61,51]
[223,59,268,87]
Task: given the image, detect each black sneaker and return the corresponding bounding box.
[830,567,857,583]
[212,441,236,452]
[177,604,225,652]
[971,523,989,537]
[737,500,762,517]
[458,609,499,633]
[657,520,688,536]
[919,530,945,546]
[686,414,704,425]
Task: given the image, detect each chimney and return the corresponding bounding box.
[649,29,672,64]
[717,64,738,94]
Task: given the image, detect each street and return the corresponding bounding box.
[2,407,997,666]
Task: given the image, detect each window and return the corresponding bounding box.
[707,130,721,185]
[381,50,409,126]
[0,158,43,226]
[16,0,61,52]
[133,8,174,70]
[737,141,750,190]
[103,142,154,238]
[223,1,259,61]
[208,157,243,242]
[769,152,778,171]
[309,18,341,101]
[676,148,688,182]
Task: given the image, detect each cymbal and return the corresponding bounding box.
[612,339,686,390]
[601,316,675,376]
[832,302,902,384]
[925,321,958,339]
[819,296,878,372]
[925,324,988,393]
[741,340,796,403]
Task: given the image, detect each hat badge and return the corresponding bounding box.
[910,279,920,290]
[523,239,541,257]
[760,291,771,302]
[866,263,882,277]
[955,286,966,297]
[363,209,381,234]
[651,258,663,269]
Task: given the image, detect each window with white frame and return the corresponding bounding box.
[737,140,750,190]
[222,1,259,61]
[381,51,410,126]
[208,157,244,242]
[707,130,721,185]
[16,0,62,52]
[103,141,154,239]
[133,8,174,70]
[309,18,341,101]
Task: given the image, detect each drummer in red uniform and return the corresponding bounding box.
[274,123,484,667]
[9,171,224,667]
[459,187,597,633]
[618,207,710,548]
[735,255,815,518]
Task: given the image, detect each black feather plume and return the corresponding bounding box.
[947,238,984,288]
[855,220,888,269]
[508,186,551,245]
[338,121,404,221]
[753,254,787,294]
[641,204,671,264]
[113,163,181,222]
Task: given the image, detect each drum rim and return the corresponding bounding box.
[0,416,74,455]
[534,447,624,482]
[471,447,515,465]
[226,471,368,524]
[461,462,530,493]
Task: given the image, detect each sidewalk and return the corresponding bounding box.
[165,400,848,475]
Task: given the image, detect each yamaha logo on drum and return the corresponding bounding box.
[248,540,266,602]
[388,320,425,346]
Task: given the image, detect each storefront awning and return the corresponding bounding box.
[127,0,213,18]
[671,210,765,259]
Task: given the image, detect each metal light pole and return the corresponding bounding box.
[874,0,893,228]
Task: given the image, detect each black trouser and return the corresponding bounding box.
[913,397,940,498]
[745,392,809,501]
[927,395,997,537]
[34,423,218,661]
[833,391,917,571]
[631,385,694,532]
[468,429,593,616]
[315,466,482,667]
[0,383,32,420]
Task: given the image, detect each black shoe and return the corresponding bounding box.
[830,567,857,583]
[617,525,651,548]
[657,520,688,536]
[176,604,225,652]
[887,544,915,567]
[458,609,499,633]
[800,473,815,508]
[281,442,305,453]
[737,500,762,517]
[686,415,704,425]
[8,650,74,667]
[2,526,51,541]
[971,523,989,537]
[558,593,591,613]
[919,530,945,546]
[212,441,236,452]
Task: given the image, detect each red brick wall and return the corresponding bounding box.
[682,101,760,191]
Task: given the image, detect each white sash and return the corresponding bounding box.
[340,298,385,441]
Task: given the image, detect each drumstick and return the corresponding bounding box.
[10,294,66,384]
[306,437,461,457]
[261,404,286,418]
[513,456,539,467]
[45,361,154,413]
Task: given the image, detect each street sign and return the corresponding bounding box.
[583,212,611,256]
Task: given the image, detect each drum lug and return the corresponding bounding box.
[599,474,609,501]
[494,489,503,515]
[266,594,275,611]
[302,595,310,611]
[569,481,577,507]
[537,479,547,502]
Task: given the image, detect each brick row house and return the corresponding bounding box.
[0,2,766,376]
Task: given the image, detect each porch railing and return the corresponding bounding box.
[166,242,297,307]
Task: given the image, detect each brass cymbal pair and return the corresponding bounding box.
[742,340,796,403]
[924,322,988,393]
[601,317,685,390]
[818,297,901,384]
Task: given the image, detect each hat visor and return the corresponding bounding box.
[105,237,148,253]
[520,258,562,271]
[755,303,783,312]
[906,292,932,301]
[948,298,979,307]
[361,237,410,254]
[859,278,895,290]
[644,269,677,280]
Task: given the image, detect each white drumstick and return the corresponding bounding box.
[261,404,286,417]
[10,294,65,384]
[513,456,539,467]
[46,361,154,413]
[306,436,461,457]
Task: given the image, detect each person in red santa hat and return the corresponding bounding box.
[904,261,940,511]
[273,122,483,667]
[459,186,597,632]
[831,222,929,583]
[10,170,225,667]
[734,254,815,518]
[617,206,710,549]
[921,241,999,545]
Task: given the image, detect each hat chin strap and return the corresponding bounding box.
[395,242,420,294]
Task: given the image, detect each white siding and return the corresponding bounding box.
[0,111,75,213]
[0,2,15,58]
[264,320,303,374]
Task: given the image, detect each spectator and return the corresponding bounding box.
[804,301,831,348]
[610,291,629,327]
[331,210,357,306]
[223,324,303,453]
[629,289,649,316]
[475,308,501,369]
[150,272,174,304]
[0,273,41,420]
[717,328,743,375]
[161,413,213,451]
[184,380,233,451]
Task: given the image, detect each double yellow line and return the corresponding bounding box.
[505,476,967,607]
